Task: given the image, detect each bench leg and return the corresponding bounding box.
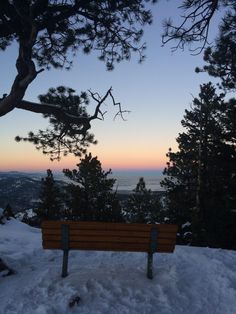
[147,252,153,279]
[62,250,69,278]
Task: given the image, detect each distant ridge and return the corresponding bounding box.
[0,171,44,178]
[0,171,164,212]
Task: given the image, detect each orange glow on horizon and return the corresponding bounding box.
[0,151,167,172]
[0,158,166,172]
[0,139,170,172]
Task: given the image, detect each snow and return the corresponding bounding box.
[15,208,37,220]
[181,222,191,229]
[0,219,236,314]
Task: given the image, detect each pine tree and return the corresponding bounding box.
[3,204,14,220]
[161,83,236,248]
[124,178,162,223]
[0,1,156,160]
[63,154,123,222]
[36,169,62,220]
[196,4,236,91]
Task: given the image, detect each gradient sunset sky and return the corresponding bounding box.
[0,1,220,172]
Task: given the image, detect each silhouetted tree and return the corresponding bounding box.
[0,0,155,159]
[195,3,236,91]
[36,169,62,220]
[161,83,236,248]
[124,177,162,223]
[162,1,235,54]
[63,153,123,222]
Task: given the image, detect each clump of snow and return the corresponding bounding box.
[181,221,191,229]
[0,219,236,314]
[15,208,37,221]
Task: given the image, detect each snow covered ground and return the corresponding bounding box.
[0,219,236,314]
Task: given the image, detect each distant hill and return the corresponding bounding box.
[0,172,65,212]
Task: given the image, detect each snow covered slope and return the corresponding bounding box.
[0,219,236,314]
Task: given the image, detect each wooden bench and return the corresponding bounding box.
[41,221,178,279]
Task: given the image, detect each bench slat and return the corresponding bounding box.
[43,234,149,243]
[41,221,178,233]
[42,234,175,245]
[42,229,177,239]
[43,229,150,237]
[43,241,175,253]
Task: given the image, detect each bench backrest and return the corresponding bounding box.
[42,221,178,253]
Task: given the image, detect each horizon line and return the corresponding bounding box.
[0,168,164,173]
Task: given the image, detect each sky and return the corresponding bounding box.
[0,1,221,173]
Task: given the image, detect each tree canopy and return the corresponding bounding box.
[0,0,154,116]
[63,153,123,221]
[195,3,236,90]
[162,0,235,54]
[0,0,155,159]
[124,177,162,223]
[36,169,63,219]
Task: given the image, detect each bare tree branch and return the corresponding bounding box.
[109,91,131,121]
[162,0,219,54]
